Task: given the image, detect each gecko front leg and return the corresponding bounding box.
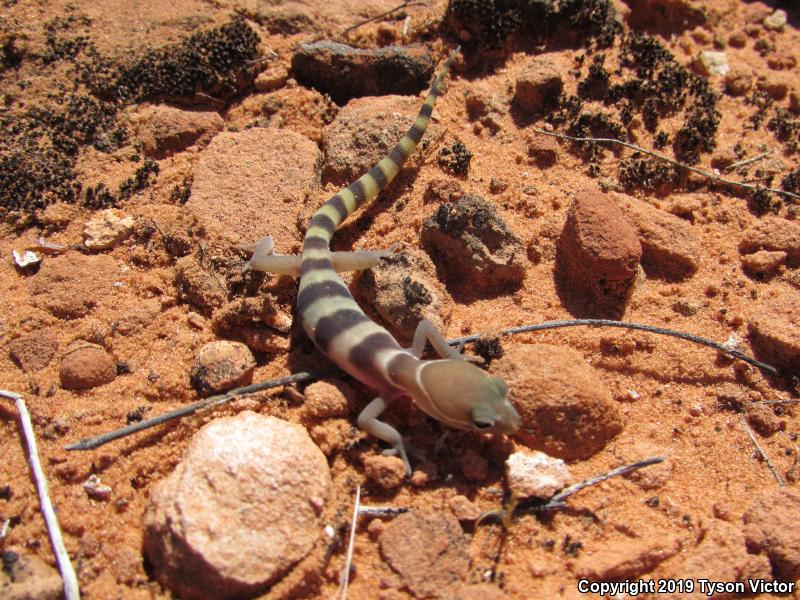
[357,395,412,476]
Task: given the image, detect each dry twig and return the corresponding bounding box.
[66,319,777,452]
[478,456,666,524]
[1,390,80,600]
[342,1,423,35]
[340,485,361,600]
[739,413,785,485]
[534,129,800,203]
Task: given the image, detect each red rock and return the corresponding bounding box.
[740,250,786,277]
[363,454,407,490]
[379,510,469,598]
[129,104,224,158]
[725,67,754,96]
[28,252,118,319]
[492,344,623,460]
[619,196,700,278]
[302,379,353,419]
[743,487,800,580]
[144,412,331,600]
[60,340,116,390]
[739,216,800,263]
[513,57,563,114]
[189,340,256,396]
[747,297,800,372]
[577,536,680,580]
[186,127,320,249]
[561,191,641,281]
[557,190,641,315]
[322,95,440,186]
[9,330,58,372]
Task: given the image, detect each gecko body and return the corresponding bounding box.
[245,48,520,474]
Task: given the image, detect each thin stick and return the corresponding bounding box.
[723,150,771,172]
[65,370,330,451]
[340,485,361,600]
[66,319,777,452]
[0,519,9,541]
[342,1,423,35]
[0,390,80,600]
[739,413,785,485]
[478,456,665,524]
[450,319,779,376]
[357,505,409,518]
[534,129,800,203]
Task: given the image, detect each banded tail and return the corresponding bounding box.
[303,47,459,248]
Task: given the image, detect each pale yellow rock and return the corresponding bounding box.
[83,208,134,250]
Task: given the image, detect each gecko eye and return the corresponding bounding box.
[473,418,494,430]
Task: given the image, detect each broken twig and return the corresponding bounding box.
[0,390,80,600]
[478,456,666,524]
[357,505,409,518]
[65,370,332,451]
[66,319,776,452]
[340,485,361,600]
[342,1,423,35]
[451,319,779,376]
[739,413,785,486]
[534,129,800,203]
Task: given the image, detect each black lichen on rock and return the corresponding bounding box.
[444,0,620,51]
[85,16,260,103]
[438,141,473,176]
[420,195,526,292]
[1,16,259,222]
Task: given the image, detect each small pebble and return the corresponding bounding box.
[83,474,112,501]
[506,451,571,499]
[763,9,787,31]
[60,340,116,390]
[190,340,256,396]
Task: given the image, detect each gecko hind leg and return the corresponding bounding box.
[357,396,412,476]
[242,237,398,276]
[330,244,398,272]
[408,319,463,360]
[241,236,302,276]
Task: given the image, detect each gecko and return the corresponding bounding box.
[243,47,521,475]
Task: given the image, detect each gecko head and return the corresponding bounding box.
[418,359,521,434]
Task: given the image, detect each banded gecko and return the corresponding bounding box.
[244,47,521,475]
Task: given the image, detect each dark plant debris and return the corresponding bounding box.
[438,140,473,176]
[444,0,620,51]
[0,16,260,223]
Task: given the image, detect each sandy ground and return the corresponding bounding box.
[1,0,799,598]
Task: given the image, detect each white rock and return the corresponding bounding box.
[763,10,787,31]
[506,450,571,499]
[12,249,42,269]
[83,208,134,250]
[144,412,332,599]
[696,51,729,77]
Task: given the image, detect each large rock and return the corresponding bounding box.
[743,487,800,580]
[421,195,526,293]
[186,127,320,250]
[379,510,469,599]
[144,413,332,600]
[492,344,623,460]
[557,190,641,316]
